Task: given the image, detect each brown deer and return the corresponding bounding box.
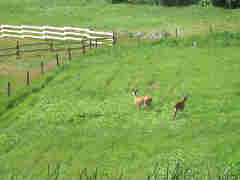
[173,96,188,120]
[132,88,152,109]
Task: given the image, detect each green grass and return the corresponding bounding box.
[0,0,240,34]
[1,0,240,179]
[1,0,239,100]
[1,32,240,179]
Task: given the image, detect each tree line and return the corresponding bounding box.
[110,0,240,8]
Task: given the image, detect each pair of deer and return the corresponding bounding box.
[131,88,188,120]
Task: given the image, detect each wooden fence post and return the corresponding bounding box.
[209,24,214,33]
[113,32,117,45]
[41,61,44,73]
[89,39,92,49]
[49,40,54,51]
[176,28,180,38]
[67,48,72,61]
[181,28,184,37]
[56,54,59,65]
[176,27,184,38]
[82,40,86,54]
[16,40,20,58]
[192,41,197,47]
[95,39,98,48]
[8,81,11,97]
[26,71,30,86]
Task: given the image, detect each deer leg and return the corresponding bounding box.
[137,104,141,110]
[173,108,177,120]
[143,102,147,108]
[147,101,152,109]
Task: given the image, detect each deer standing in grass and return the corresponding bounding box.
[173,95,188,120]
[132,88,152,109]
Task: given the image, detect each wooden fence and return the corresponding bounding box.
[0,24,115,43]
[0,24,117,97]
[0,24,116,57]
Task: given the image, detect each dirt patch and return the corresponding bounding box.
[0,57,59,94]
[151,83,160,89]
[147,80,160,89]
[30,60,57,77]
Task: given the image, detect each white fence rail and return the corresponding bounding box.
[0,24,115,46]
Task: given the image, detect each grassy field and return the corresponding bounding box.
[1,0,240,34]
[1,33,240,179]
[1,0,240,98]
[1,0,240,179]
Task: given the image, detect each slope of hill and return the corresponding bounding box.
[1,35,240,178]
[1,0,240,179]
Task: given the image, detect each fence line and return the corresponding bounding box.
[0,25,117,57]
[5,50,87,97]
[0,24,118,98]
[0,24,114,45]
[0,39,104,58]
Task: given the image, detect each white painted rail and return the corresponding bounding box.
[0,24,115,45]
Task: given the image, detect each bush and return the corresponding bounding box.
[109,0,128,3]
[159,0,199,6]
[199,0,211,7]
[211,0,240,8]
[109,0,200,6]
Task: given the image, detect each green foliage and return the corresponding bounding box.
[0,133,20,154]
[110,0,129,3]
[215,0,240,8]
[160,0,200,6]
[109,0,200,5]
[199,0,212,7]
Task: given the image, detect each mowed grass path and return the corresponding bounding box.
[1,37,240,178]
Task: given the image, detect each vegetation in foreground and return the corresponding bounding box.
[1,32,240,179]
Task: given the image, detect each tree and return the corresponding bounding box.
[211,0,240,8]
[109,0,240,8]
